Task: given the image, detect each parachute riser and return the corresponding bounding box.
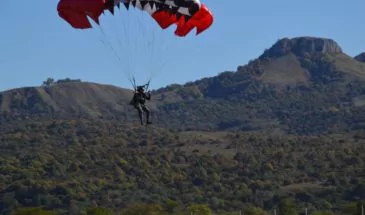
[129,75,150,93]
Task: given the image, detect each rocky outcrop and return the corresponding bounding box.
[259,36,343,59]
[354,52,365,63]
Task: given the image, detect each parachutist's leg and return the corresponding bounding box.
[136,105,144,125]
[142,105,152,124]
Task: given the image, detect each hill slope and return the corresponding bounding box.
[0,82,131,115]
[1,37,365,135]
[1,119,365,214]
[154,37,365,133]
[0,82,150,124]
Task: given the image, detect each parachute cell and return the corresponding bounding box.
[57,0,105,29]
[57,0,214,36]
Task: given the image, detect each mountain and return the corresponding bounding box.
[154,36,365,133]
[1,37,365,135]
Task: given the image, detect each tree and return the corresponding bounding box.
[341,201,365,215]
[42,78,55,87]
[278,199,298,215]
[164,199,179,213]
[244,206,269,215]
[187,204,212,215]
[86,207,115,215]
[312,211,334,215]
[11,207,56,215]
[122,203,166,215]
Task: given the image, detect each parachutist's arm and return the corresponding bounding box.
[145,92,151,100]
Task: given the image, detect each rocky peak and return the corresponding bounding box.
[259,36,343,59]
[354,52,365,63]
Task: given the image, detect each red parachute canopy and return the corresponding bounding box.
[57,0,214,37]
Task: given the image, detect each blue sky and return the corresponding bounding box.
[1,1,365,92]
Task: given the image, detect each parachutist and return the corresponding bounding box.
[129,85,152,125]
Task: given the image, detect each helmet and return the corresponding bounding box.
[137,86,144,92]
